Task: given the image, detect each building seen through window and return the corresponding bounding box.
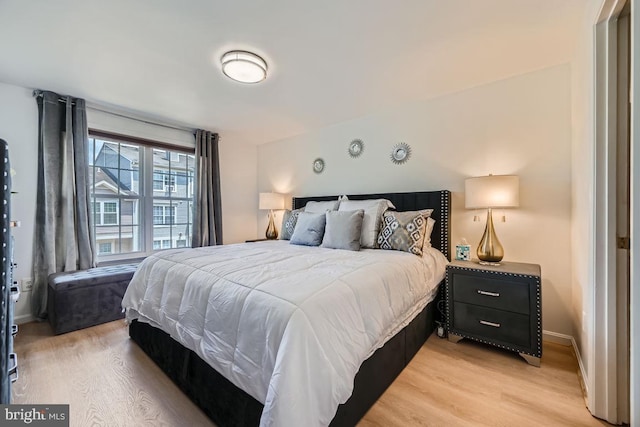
[88,134,194,259]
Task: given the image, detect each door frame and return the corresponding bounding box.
[591,0,634,424]
[629,0,639,425]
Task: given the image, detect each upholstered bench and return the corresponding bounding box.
[47,264,138,335]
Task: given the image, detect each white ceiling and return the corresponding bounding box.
[0,0,588,145]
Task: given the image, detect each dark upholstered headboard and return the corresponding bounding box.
[292,190,451,260]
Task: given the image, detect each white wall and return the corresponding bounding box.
[0,81,258,323]
[258,64,574,336]
[570,0,602,380]
[86,109,196,149]
[219,138,258,244]
[0,82,39,323]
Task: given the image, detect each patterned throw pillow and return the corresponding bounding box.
[280,208,304,240]
[377,210,431,256]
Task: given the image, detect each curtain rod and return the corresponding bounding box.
[32,90,76,105]
[86,104,195,134]
[32,89,196,134]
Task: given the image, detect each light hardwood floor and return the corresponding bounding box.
[12,321,608,427]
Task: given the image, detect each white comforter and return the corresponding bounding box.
[122,241,447,427]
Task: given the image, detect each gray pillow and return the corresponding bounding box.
[304,199,340,213]
[290,212,327,246]
[377,210,429,256]
[338,199,395,248]
[280,208,304,240]
[321,210,365,251]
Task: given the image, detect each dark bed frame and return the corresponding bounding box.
[129,190,451,426]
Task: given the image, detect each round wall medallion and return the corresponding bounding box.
[390,143,411,165]
[313,158,325,174]
[348,139,364,158]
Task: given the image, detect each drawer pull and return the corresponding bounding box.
[479,320,501,328]
[477,290,500,297]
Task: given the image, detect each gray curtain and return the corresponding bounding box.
[32,90,96,319]
[192,129,222,247]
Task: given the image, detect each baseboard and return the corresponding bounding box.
[571,336,589,402]
[542,330,589,403]
[542,330,573,346]
[14,313,35,325]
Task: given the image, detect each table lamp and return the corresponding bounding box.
[465,175,519,265]
[259,192,285,239]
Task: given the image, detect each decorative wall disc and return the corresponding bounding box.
[313,158,325,174]
[390,143,411,165]
[348,139,364,158]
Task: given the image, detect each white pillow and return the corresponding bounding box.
[304,199,340,213]
[422,217,436,253]
[338,199,395,248]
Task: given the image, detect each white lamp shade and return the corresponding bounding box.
[465,175,520,209]
[259,192,285,210]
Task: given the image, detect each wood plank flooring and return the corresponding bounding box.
[12,321,608,427]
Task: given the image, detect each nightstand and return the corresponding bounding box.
[445,260,542,366]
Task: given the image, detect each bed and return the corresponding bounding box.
[123,190,451,427]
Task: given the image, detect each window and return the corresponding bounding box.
[152,239,172,250]
[153,206,163,225]
[153,205,175,225]
[102,202,118,225]
[152,148,193,253]
[153,173,164,190]
[153,172,176,192]
[89,131,195,259]
[99,242,112,254]
[92,201,119,225]
[164,174,176,192]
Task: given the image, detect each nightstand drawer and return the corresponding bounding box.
[452,302,530,348]
[452,273,530,315]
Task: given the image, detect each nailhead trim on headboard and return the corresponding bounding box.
[292,190,451,260]
[439,190,450,261]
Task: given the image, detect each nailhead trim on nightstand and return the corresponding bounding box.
[445,264,542,358]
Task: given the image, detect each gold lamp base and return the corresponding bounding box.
[478,260,502,266]
[477,208,504,265]
[265,210,278,240]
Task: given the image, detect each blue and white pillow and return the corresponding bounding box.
[280,208,304,240]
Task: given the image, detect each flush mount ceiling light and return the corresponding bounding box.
[221,50,267,84]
